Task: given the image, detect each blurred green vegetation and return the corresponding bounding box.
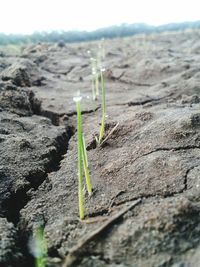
[0,21,200,45]
[0,44,22,56]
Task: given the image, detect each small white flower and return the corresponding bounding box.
[100,67,106,72]
[73,91,82,102]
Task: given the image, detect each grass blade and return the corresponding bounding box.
[76,100,84,220]
[98,68,106,144]
[34,227,47,267]
[81,135,92,195]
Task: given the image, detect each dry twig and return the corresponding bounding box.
[63,198,141,267]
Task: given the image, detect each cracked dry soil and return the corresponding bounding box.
[1,29,200,267]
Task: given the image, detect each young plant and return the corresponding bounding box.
[89,39,106,102]
[98,68,106,144]
[29,226,47,267]
[97,38,105,69]
[82,135,92,196]
[95,39,106,99]
[94,60,99,98]
[73,93,92,220]
[82,134,92,195]
[90,57,99,100]
[75,95,84,219]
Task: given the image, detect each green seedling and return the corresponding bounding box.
[82,135,88,167]
[90,57,99,100]
[98,68,106,144]
[82,133,92,195]
[97,38,105,68]
[73,93,92,220]
[89,39,105,102]
[74,95,84,219]
[88,54,95,101]
[94,61,99,98]
[29,226,47,267]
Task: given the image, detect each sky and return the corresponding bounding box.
[0,0,200,34]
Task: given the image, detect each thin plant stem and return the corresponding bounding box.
[95,56,100,97]
[74,93,93,218]
[35,227,47,267]
[76,100,84,220]
[82,135,88,167]
[92,74,96,100]
[95,71,99,97]
[81,135,92,195]
[99,69,106,144]
[91,58,98,100]
[36,257,45,267]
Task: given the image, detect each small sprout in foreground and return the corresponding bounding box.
[73,93,92,220]
[29,226,47,267]
[98,68,106,144]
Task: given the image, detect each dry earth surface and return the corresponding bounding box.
[1,29,200,267]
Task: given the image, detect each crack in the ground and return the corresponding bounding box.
[41,65,75,76]
[3,79,198,266]
[66,105,100,117]
[115,92,174,107]
[183,165,198,191]
[2,124,75,266]
[108,70,125,81]
[40,109,66,126]
[85,146,200,217]
[1,91,76,266]
[128,97,161,106]
[64,66,75,77]
[184,168,190,191]
[36,105,100,128]
[139,145,200,158]
[29,91,100,126]
[102,145,200,178]
[119,77,153,87]
[6,87,102,266]
[110,161,198,205]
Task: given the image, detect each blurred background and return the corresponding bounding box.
[0,0,200,44]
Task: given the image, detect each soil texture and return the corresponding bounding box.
[1,29,200,267]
